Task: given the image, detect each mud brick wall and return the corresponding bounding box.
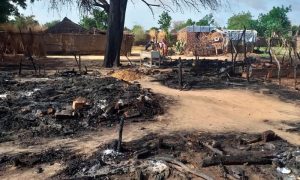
[0,32,134,56]
[44,33,134,56]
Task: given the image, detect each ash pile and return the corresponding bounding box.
[152,58,251,90]
[0,74,163,140]
[56,131,300,179]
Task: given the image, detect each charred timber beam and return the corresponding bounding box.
[202,154,274,167]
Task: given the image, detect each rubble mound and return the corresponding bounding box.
[0,75,163,139]
[111,69,142,81]
[54,131,300,179]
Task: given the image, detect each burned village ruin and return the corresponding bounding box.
[0,0,300,179]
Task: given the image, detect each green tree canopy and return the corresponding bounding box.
[44,20,60,29]
[10,14,39,29]
[171,19,194,32]
[0,0,34,23]
[171,15,217,32]
[227,11,255,30]
[131,25,146,43]
[256,6,292,37]
[158,11,172,33]
[172,21,186,32]
[196,13,215,26]
[185,18,195,26]
[291,25,300,36]
[79,9,108,30]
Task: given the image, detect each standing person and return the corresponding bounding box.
[145,38,154,51]
[161,39,168,56]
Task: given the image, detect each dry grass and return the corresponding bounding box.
[111,69,142,81]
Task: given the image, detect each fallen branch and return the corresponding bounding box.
[202,142,224,156]
[125,55,133,66]
[154,156,213,180]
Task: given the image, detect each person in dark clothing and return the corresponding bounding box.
[145,38,156,50]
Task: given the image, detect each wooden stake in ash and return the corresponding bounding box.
[178,57,183,89]
[117,116,125,152]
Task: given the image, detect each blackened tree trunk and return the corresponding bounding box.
[103,0,128,68]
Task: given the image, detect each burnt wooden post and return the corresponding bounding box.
[19,28,37,74]
[18,58,23,75]
[44,64,46,75]
[243,27,250,82]
[85,66,88,74]
[295,65,298,89]
[230,39,234,73]
[232,29,245,75]
[271,49,281,86]
[117,116,125,152]
[74,54,82,73]
[289,47,293,65]
[243,27,247,60]
[79,54,82,73]
[268,37,273,64]
[178,57,183,89]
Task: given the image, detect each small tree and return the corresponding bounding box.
[227,12,255,30]
[291,25,300,36]
[158,11,172,33]
[131,25,146,45]
[257,6,292,37]
[196,13,215,26]
[11,14,39,30]
[256,6,292,64]
[44,20,60,29]
[172,21,186,32]
[185,19,196,26]
[80,9,108,30]
[0,0,31,23]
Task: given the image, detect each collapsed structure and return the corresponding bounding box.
[177,25,258,56]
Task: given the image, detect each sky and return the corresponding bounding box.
[19,0,300,29]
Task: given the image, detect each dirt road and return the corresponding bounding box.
[139,77,300,145]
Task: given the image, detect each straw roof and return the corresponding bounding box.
[45,17,87,34]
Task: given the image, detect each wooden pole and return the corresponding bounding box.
[18,58,23,75]
[19,28,37,74]
[178,57,183,89]
[243,26,250,82]
[79,54,82,73]
[294,65,297,89]
[44,64,46,75]
[233,30,245,62]
[230,39,234,73]
[271,49,281,85]
[117,116,125,152]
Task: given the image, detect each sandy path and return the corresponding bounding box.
[139,77,300,145]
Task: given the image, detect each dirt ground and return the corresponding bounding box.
[0,54,300,179]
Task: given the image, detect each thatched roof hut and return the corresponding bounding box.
[45,17,87,34]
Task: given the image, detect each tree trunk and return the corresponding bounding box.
[268,38,273,63]
[103,0,128,68]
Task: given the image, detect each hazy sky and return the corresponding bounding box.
[19,0,300,29]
